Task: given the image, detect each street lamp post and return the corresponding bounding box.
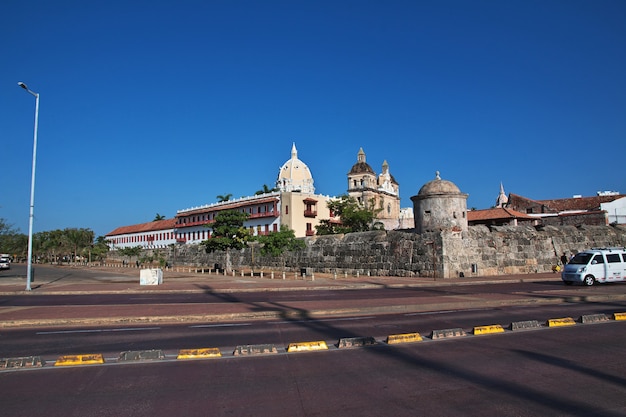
[18,81,39,291]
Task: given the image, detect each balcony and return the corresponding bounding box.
[249,211,278,219]
[304,209,317,218]
[176,219,214,228]
[305,230,315,236]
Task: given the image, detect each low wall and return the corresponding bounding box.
[442,224,626,278]
[106,225,626,278]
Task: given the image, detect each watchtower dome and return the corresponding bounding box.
[411,171,468,234]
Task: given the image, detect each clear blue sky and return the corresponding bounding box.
[2,0,625,238]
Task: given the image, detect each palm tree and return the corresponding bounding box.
[217,194,232,202]
[153,213,166,221]
[255,184,278,195]
[65,228,94,263]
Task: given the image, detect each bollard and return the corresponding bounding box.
[260,271,264,278]
[311,273,315,281]
[344,272,347,278]
[282,272,286,280]
[241,270,244,277]
[271,271,274,279]
[356,271,359,278]
[334,271,337,280]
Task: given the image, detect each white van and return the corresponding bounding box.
[561,247,626,286]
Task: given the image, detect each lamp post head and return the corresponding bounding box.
[17,82,38,98]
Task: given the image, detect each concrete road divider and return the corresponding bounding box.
[337,337,377,348]
[55,354,105,366]
[177,348,222,359]
[287,341,329,352]
[386,332,423,344]
[510,320,542,331]
[1,356,45,369]
[546,317,576,327]
[233,344,278,356]
[614,312,626,321]
[473,325,505,335]
[580,314,609,324]
[431,328,466,340]
[118,350,165,362]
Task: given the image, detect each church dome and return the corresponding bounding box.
[348,148,375,175]
[417,171,461,196]
[276,143,315,193]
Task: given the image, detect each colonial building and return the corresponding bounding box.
[106,144,335,248]
[347,148,405,230]
[106,219,178,250]
[506,192,626,226]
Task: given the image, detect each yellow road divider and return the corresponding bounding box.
[386,332,423,344]
[54,354,105,366]
[614,312,626,321]
[287,341,329,352]
[177,348,222,359]
[473,325,505,335]
[547,317,576,327]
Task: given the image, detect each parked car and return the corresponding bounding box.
[561,247,626,286]
[0,258,10,270]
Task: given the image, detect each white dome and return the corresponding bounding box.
[276,143,315,193]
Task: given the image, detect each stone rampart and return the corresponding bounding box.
[107,225,626,278]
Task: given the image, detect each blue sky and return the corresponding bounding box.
[2,0,625,238]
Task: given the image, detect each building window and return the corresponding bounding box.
[285,205,289,215]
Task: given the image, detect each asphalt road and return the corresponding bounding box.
[1,265,626,416]
[1,323,624,417]
[1,301,625,360]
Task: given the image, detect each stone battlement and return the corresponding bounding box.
[109,225,626,279]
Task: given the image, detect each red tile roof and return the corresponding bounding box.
[467,207,535,222]
[106,219,177,237]
[537,195,624,212]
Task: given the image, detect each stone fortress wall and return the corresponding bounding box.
[120,224,626,278]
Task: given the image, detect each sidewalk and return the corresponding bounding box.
[0,264,560,294]
[2,265,623,329]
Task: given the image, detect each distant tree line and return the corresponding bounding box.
[0,218,108,263]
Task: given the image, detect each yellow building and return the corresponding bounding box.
[173,143,335,242]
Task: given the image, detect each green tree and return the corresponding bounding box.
[38,230,66,263]
[216,193,233,202]
[90,236,110,262]
[0,218,25,258]
[65,228,95,262]
[257,225,305,257]
[202,210,250,252]
[201,210,250,273]
[316,195,381,235]
[153,213,166,221]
